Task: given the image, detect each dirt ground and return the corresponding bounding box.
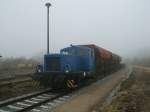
[93,66,150,112]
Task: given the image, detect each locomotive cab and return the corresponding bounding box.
[60,45,95,74]
[37,45,95,75]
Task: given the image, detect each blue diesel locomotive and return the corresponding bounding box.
[35,44,121,89]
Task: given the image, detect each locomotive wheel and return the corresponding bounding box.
[51,75,66,89]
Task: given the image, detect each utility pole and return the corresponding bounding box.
[45,3,51,54]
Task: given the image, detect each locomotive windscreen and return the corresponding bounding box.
[46,57,60,71]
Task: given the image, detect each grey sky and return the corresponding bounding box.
[0,0,150,58]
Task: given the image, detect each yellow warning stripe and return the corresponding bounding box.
[67,82,72,88]
[69,80,74,87]
[32,80,40,87]
[71,80,75,84]
[67,80,77,88]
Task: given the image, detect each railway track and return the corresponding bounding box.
[0,74,33,87]
[0,68,126,112]
[0,73,33,82]
[0,88,71,112]
[0,73,46,102]
[0,72,34,80]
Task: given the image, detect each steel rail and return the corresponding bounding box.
[0,88,52,107]
[0,73,33,81]
[17,92,67,112]
[0,88,69,112]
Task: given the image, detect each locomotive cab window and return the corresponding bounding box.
[61,49,76,55]
[76,49,88,56]
[91,50,94,57]
[61,51,69,55]
[61,46,91,56]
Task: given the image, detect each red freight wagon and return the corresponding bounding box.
[84,44,120,76]
[84,44,112,60]
[97,47,112,60]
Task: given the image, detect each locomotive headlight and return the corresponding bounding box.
[38,69,41,73]
[65,70,69,73]
[65,64,70,73]
[36,65,43,73]
[83,72,86,77]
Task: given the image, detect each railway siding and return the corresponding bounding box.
[0,74,42,101]
[51,66,131,112]
[0,77,32,87]
[0,74,33,87]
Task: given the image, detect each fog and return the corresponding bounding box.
[0,0,150,59]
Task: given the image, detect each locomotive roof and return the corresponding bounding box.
[61,45,92,51]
